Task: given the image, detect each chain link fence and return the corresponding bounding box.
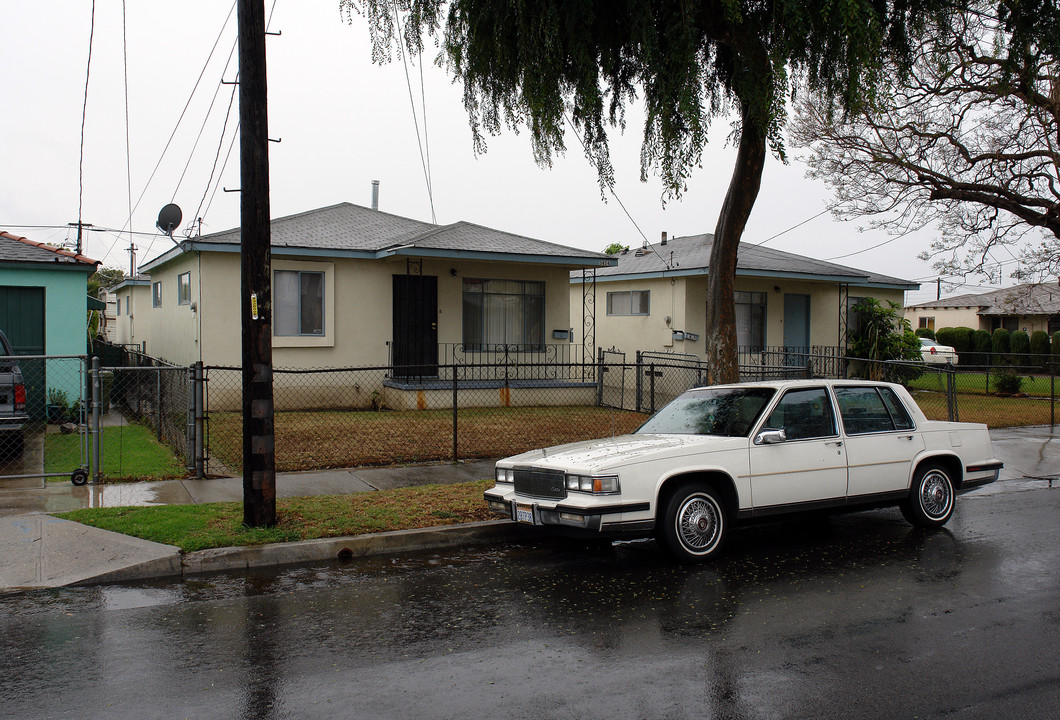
[9,343,1060,484]
[0,354,89,485]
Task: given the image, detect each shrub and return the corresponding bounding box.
[935,327,957,348]
[1030,330,1050,358]
[992,369,1024,395]
[915,327,936,340]
[847,299,923,382]
[1011,330,1030,363]
[971,330,992,366]
[991,329,1010,364]
[1052,331,1060,360]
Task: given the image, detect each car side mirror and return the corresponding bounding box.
[754,429,787,445]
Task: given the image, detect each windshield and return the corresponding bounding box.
[636,387,776,437]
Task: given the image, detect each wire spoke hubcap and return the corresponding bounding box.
[678,496,720,552]
[921,471,953,518]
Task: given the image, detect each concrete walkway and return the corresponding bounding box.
[2,427,1058,593]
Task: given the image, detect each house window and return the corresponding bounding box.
[735,291,766,349]
[117,298,121,316]
[462,278,545,350]
[847,296,866,338]
[606,290,650,316]
[125,295,131,315]
[177,272,192,305]
[274,270,324,336]
[918,316,935,331]
[152,282,162,308]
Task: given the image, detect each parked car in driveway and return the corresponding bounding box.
[0,329,28,457]
[486,379,1001,562]
[920,337,958,365]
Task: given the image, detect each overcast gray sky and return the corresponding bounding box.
[0,1,1011,304]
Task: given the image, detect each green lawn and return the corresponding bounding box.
[45,424,186,481]
[57,479,494,551]
[909,371,1060,397]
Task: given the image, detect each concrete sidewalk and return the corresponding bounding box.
[0,460,500,592]
[2,428,1058,593]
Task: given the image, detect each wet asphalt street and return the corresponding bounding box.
[1,482,1057,720]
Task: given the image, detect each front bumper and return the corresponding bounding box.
[484,490,653,536]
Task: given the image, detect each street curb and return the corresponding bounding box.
[176,520,537,580]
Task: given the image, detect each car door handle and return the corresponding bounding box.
[825,441,843,447]
[898,435,914,440]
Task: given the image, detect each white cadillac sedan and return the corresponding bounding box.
[485,379,1001,562]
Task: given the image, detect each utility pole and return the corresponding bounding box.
[238,0,276,527]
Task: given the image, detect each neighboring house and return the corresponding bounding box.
[905,283,1060,336]
[100,288,118,342]
[131,202,614,409]
[572,233,918,365]
[107,277,151,349]
[0,230,100,418]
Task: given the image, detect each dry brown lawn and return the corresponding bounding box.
[208,406,648,472]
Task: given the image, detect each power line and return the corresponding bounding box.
[117,1,237,239]
[390,1,435,222]
[77,0,96,256]
[753,208,831,246]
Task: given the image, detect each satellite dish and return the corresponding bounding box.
[156,203,182,236]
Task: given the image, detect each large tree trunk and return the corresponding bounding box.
[704,104,768,385]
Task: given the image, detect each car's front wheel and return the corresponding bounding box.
[662,484,727,562]
[901,462,955,528]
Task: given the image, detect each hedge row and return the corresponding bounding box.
[922,326,1060,366]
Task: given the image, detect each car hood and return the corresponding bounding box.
[501,433,746,473]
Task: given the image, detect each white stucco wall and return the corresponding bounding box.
[574,274,908,356]
[141,250,578,370]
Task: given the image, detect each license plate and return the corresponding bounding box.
[515,504,534,524]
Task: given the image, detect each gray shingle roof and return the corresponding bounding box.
[184,202,609,262]
[590,233,916,288]
[909,283,1060,316]
[0,231,99,268]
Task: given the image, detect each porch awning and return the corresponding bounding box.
[87,295,105,311]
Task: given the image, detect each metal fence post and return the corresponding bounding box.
[91,357,102,483]
[1051,361,1055,429]
[186,365,196,473]
[945,362,957,422]
[649,362,656,415]
[156,369,163,441]
[596,347,604,406]
[636,351,643,413]
[452,364,459,462]
[194,361,205,479]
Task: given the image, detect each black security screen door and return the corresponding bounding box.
[392,274,438,378]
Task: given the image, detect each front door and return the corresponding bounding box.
[748,386,847,509]
[392,275,438,378]
[783,293,810,367]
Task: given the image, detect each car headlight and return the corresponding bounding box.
[565,473,620,495]
[495,467,514,484]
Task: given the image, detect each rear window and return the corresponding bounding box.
[835,386,914,434]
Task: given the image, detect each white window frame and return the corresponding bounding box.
[152,281,162,308]
[177,272,192,306]
[272,260,335,348]
[606,290,650,316]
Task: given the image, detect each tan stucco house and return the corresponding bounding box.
[124,202,613,408]
[572,233,918,365]
[905,283,1060,336]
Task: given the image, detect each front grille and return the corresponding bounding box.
[514,467,567,500]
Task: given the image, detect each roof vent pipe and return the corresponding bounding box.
[661,231,667,246]
[371,180,380,210]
